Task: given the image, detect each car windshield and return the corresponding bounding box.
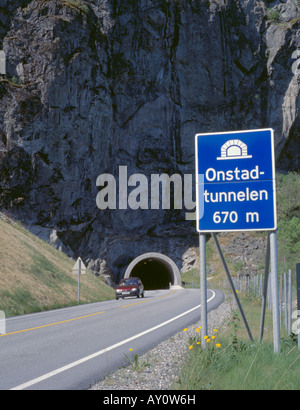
[120,279,137,286]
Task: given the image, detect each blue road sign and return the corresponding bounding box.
[195,129,277,233]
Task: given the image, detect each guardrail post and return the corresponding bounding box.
[296,264,300,349]
[270,231,280,353]
[288,269,292,336]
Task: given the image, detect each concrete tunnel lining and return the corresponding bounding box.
[124,253,182,290]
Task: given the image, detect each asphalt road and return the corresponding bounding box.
[0,288,224,390]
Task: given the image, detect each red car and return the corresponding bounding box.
[115,277,144,300]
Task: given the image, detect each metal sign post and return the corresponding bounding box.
[199,233,208,346]
[78,258,81,302]
[72,257,87,303]
[259,233,271,343]
[195,128,280,352]
[258,231,281,353]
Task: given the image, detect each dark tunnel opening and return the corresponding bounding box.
[129,259,173,290]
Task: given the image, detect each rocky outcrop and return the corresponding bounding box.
[0,0,299,281]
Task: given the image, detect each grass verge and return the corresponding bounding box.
[174,294,300,390]
[0,217,115,316]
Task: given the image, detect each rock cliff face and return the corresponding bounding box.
[0,0,299,281]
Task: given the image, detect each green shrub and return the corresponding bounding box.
[266,8,281,23]
[61,0,89,15]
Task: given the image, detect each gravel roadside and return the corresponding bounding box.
[90,296,233,390]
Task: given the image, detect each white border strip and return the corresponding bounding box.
[11,291,216,390]
[195,128,277,233]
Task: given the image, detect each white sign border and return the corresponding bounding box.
[195,128,277,233]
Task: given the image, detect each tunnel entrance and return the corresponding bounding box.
[124,253,182,290]
[130,259,172,290]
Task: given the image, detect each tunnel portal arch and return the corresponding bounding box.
[124,253,182,290]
